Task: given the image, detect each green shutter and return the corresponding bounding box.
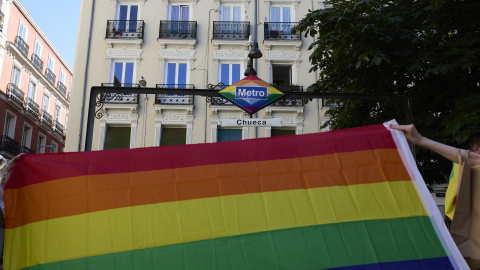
[218,129,242,142]
[271,129,295,137]
[161,128,186,146]
[104,127,131,150]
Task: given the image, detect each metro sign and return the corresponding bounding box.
[218,75,284,115]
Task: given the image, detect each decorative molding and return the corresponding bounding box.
[106,47,143,65]
[213,0,250,8]
[263,40,303,51]
[157,39,197,50]
[163,0,198,7]
[264,0,300,8]
[265,49,301,67]
[213,48,249,60]
[112,0,146,6]
[159,48,196,69]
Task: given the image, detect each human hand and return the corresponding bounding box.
[389,124,424,145]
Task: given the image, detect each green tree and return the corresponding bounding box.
[295,0,480,183]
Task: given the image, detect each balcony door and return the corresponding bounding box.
[220,6,241,21]
[11,67,20,86]
[219,63,242,85]
[169,5,190,34]
[117,5,138,32]
[270,7,292,37]
[112,62,135,87]
[18,22,27,41]
[28,81,36,100]
[34,41,42,57]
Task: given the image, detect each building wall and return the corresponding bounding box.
[0,0,72,157]
[66,0,331,152]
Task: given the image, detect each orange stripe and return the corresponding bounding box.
[5,149,409,229]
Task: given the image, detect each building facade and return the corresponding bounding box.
[0,0,72,158]
[67,0,330,152]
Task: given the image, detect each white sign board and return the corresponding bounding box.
[221,118,282,127]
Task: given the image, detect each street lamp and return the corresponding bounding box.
[36,145,55,153]
[244,35,262,76]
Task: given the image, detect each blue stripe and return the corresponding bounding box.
[328,257,454,270]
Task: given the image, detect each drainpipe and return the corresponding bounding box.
[78,0,96,151]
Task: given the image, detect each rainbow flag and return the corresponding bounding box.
[4,121,466,269]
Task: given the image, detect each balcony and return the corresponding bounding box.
[208,84,234,105]
[213,21,250,40]
[159,21,197,39]
[54,120,64,135]
[41,110,53,127]
[155,84,194,105]
[6,83,25,107]
[26,97,40,118]
[45,68,56,85]
[21,145,35,154]
[101,83,139,104]
[105,20,145,39]
[14,36,29,58]
[0,136,20,156]
[0,10,4,32]
[264,22,301,41]
[31,54,44,73]
[272,85,304,106]
[57,81,67,97]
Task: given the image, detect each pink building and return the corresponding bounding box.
[0,0,72,158]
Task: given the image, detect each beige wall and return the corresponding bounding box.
[66,0,331,152]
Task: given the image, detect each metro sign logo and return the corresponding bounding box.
[235,87,268,100]
[219,75,284,115]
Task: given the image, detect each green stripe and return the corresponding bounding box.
[22,216,447,270]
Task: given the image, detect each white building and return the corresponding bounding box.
[66,0,331,151]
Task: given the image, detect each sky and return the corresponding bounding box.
[19,0,81,70]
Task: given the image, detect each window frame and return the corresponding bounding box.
[3,111,17,138]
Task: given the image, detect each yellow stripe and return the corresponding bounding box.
[6,181,426,270]
[445,163,459,220]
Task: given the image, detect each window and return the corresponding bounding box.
[37,134,46,153]
[218,129,242,142]
[272,129,295,137]
[59,69,65,84]
[55,105,61,121]
[272,65,292,90]
[21,124,32,148]
[3,112,16,138]
[50,142,58,153]
[220,6,241,21]
[169,5,190,21]
[104,126,131,150]
[270,6,291,22]
[11,66,20,86]
[18,22,27,40]
[28,81,36,99]
[34,41,42,57]
[42,94,49,111]
[112,62,135,86]
[117,4,138,32]
[160,128,186,146]
[219,63,242,85]
[47,57,55,71]
[165,63,188,85]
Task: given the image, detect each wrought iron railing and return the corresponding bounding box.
[100,83,140,104]
[272,85,304,106]
[264,22,301,40]
[26,97,40,118]
[0,135,20,156]
[14,36,29,57]
[159,21,197,39]
[58,81,67,97]
[54,120,64,135]
[213,21,250,40]
[21,145,35,154]
[0,10,4,32]
[41,110,53,127]
[155,84,195,105]
[6,83,25,107]
[322,98,339,107]
[45,68,56,85]
[31,54,44,72]
[206,83,234,105]
[106,20,145,39]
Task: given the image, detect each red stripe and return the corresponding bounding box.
[6,124,395,189]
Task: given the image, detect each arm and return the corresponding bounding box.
[390,124,480,166]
